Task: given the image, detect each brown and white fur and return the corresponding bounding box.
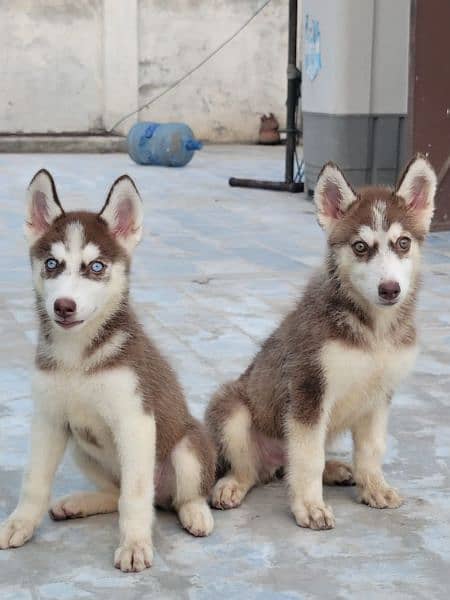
[0,170,216,571]
[206,155,437,530]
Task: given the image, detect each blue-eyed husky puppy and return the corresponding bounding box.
[0,170,215,571]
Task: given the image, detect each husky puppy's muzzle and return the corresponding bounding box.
[53,297,83,328]
[378,280,401,305]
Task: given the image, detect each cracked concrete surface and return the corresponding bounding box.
[0,146,449,599]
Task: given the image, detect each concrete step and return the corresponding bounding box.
[0,135,127,153]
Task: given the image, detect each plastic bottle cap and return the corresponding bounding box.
[185,139,203,151]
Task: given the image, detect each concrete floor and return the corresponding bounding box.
[0,146,449,599]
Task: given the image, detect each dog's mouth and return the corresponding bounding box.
[54,319,84,329]
[378,298,400,307]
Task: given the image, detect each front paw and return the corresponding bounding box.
[292,502,336,530]
[358,485,403,509]
[0,518,35,549]
[114,539,153,572]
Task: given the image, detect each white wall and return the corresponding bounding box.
[138,0,290,142]
[0,0,298,142]
[302,0,410,116]
[0,0,104,133]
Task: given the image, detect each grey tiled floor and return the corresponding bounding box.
[0,147,449,599]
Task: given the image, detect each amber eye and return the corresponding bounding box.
[352,241,369,255]
[397,237,411,252]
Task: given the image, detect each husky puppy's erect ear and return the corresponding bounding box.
[26,169,64,244]
[99,175,143,253]
[396,154,437,232]
[314,162,357,231]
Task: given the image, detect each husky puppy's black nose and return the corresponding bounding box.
[378,281,400,302]
[54,298,77,319]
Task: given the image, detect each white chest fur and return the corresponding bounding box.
[321,339,418,434]
[32,366,145,477]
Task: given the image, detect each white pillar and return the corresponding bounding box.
[102,0,139,135]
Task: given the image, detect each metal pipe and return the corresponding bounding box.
[285,0,299,184]
[229,177,303,192]
[228,0,304,194]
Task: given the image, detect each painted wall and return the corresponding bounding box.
[302,0,410,115]
[0,0,297,142]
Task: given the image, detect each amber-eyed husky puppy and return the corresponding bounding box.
[207,155,437,530]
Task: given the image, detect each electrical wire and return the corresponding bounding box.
[108,0,273,133]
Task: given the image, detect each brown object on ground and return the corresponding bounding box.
[258,113,280,145]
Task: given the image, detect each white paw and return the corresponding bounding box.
[358,485,403,509]
[292,502,336,530]
[178,500,214,537]
[49,497,85,521]
[211,476,248,510]
[114,539,153,572]
[0,518,35,549]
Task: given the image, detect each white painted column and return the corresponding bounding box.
[103,0,139,135]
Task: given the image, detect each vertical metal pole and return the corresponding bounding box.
[228,0,303,193]
[285,0,298,183]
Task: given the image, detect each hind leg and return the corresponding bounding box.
[49,446,119,521]
[171,426,215,537]
[50,491,118,521]
[323,460,354,486]
[210,404,259,510]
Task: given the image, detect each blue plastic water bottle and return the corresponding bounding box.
[127,122,203,167]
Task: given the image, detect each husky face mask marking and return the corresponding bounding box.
[314,156,437,309]
[26,170,143,332]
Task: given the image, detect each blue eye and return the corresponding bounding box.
[45,258,59,270]
[90,261,105,273]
